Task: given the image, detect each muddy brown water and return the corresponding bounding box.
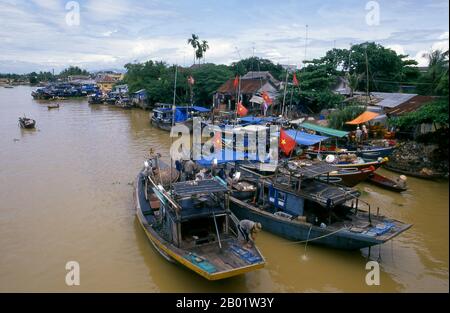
[0,86,448,292]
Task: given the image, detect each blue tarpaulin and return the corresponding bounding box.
[282,130,328,146]
[190,106,210,113]
[239,116,277,125]
[174,108,188,122]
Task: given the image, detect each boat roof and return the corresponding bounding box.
[299,122,349,138]
[171,179,228,197]
[277,130,329,146]
[239,116,277,125]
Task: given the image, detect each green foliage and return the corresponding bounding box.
[417,50,449,96]
[124,61,233,107]
[231,57,285,80]
[191,64,233,106]
[389,98,449,129]
[328,105,366,130]
[58,66,89,78]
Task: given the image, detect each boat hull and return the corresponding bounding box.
[367,172,407,192]
[230,200,389,250]
[135,173,265,280]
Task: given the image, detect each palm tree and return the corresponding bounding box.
[187,34,199,65]
[423,49,449,95]
[200,40,209,64]
[347,72,362,97]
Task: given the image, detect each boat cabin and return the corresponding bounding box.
[153,178,235,249]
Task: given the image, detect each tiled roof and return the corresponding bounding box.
[217,78,269,94]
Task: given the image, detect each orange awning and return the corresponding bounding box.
[346,111,380,125]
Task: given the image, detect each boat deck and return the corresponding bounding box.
[189,238,263,273]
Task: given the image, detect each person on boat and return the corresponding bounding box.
[183,159,198,180]
[362,125,368,141]
[238,220,262,248]
[355,127,362,143]
[395,175,407,189]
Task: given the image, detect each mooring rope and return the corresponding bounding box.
[282,226,349,245]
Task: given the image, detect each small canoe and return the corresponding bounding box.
[47,104,60,109]
[367,172,407,192]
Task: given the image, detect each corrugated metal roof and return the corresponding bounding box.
[386,95,435,116]
[372,92,418,108]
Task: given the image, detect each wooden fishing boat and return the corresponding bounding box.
[307,145,394,160]
[229,162,412,250]
[367,172,407,192]
[383,164,445,180]
[47,103,60,109]
[18,116,36,129]
[290,159,374,187]
[326,167,374,187]
[135,155,265,280]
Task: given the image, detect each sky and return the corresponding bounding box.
[0,0,448,73]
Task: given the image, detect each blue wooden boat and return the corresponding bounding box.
[229,162,412,250]
[151,106,210,132]
[135,155,265,280]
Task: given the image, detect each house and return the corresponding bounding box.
[96,75,118,93]
[131,89,149,109]
[214,71,280,113]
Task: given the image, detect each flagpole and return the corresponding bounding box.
[235,76,241,125]
[281,70,289,118]
[170,65,178,190]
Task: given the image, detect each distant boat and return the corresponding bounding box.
[47,103,60,110]
[135,155,265,280]
[4,85,14,88]
[18,116,36,129]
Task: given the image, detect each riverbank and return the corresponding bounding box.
[386,138,449,179]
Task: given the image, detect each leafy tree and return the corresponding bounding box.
[231,57,284,80]
[59,66,90,78]
[190,63,233,106]
[417,50,449,96]
[328,105,366,130]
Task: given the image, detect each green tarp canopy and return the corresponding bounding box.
[299,122,349,138]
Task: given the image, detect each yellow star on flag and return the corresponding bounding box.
[281,139,286,145]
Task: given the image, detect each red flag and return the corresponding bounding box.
[233,75,239,89]
[261,91,273,105]
[279,129,296,155]
[237,102,248,117]
[292,72,299,86]
[213,131,222,149]
[187,75,195,85]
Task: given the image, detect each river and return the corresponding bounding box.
[0,86,448,292]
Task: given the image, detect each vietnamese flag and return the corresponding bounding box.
[233,75,239,89]
[261,91,273,105]
[279,129,296,155]
[292,72,299,86]
[237,102,248,117]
